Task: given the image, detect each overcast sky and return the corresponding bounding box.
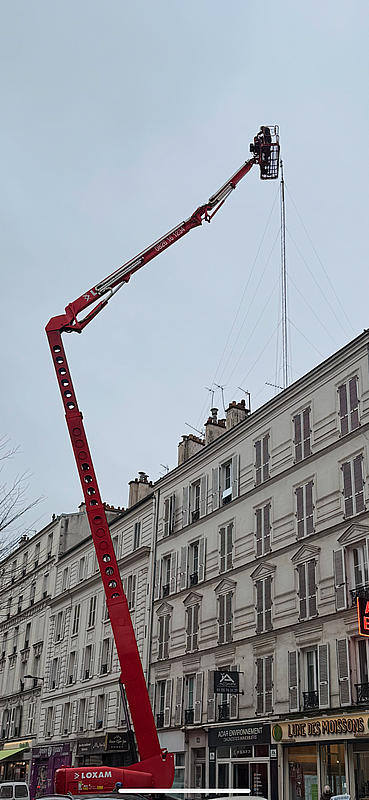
[1,0,368,543]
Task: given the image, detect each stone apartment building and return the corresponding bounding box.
[149,329,369,800]
[1,330,369,800]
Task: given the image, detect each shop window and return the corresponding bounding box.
[255,504,271,556]
[172,753,185,792]
[255,435,270,486]
[338,375,359,435]
[321,743,347,797]
[293,408,311,462]
[218,763,229,790]
[288,745,317,800]
[353,742,369,800]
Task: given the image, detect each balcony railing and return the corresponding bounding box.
[218,703,230,721]
[162,584,170,598]
[191,510,200,523]
[156,712,164,728]
[190,572,198,587]
[356,683,369,704]
[185,709,194,725]
[350,585,369,606]
[303,691,319,710]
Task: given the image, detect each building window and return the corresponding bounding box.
[6,596,12,619]
[293,408,311,462]
[183,477,208,526]
[82,644,94,679]
[1,633,7,660]
[112,536,120,558]
[78,698,86,732]
[96,694,105,729]
[192,481,201,522]
[47,533,53,559]
[62,567,69,591]
[338,376,359,435]
[218,592,232,644]
[133,521,141,550]
[342,456,365,517]
[88,595,97,628]
[179,538,205,591]
[34,543,40,569]
[13,626,19,653]
[100,638,112,674]
[255,435,270,486]
[62,702,70,735]
[22,552,28,577]
[356,638,369,703]
[72,603,80,636]
[256,655,273,714]
[189,541,200,586]
[17,595,23,614]
[186,605,199,652]
[173,753,185,792]
[24,622,31,649]
[256,577,272,634]
[303,644,330,710]
[158,615,170,660]
[220,523,233,573]
[163,494,175,536]
[45,706,54,737]
[30,583,36,606]
[67,651,77,684]
[185,675,195,724]
[125,574,136,610]
[156,680,166,728]
[79,557,86,581]
[42,572,49,598]
[255,505,271,556]
[27,702,35,735]
[55,611,64,642]
[50,657,60,689]
[297,560,317,619]
[296,481,314,538]
[161,556,171,597]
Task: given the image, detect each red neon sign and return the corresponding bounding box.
[357,596,369,636]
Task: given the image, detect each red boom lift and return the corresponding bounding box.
[49,126,280,794]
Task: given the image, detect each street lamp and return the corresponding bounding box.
[23,674,44,688]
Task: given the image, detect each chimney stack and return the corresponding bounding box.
[128,472,153,508]
[225,399,250,431]
[204,407,226,446]
[178,434,205,465]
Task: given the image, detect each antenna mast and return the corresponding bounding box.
[280,159,288,388]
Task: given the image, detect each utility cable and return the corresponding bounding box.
[288,318,325,358]
[239,320,282,387]
[288,274,340,348]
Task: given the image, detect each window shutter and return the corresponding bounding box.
[305,482,314,535]
[303,408,311,458]
[153,557,161,600]
[170,551,178,594]
[307,560,317,617]
[179,546,188,590]
[226,524,233,571]
[218,595,225,644]
[263,435,270,481]
[353,455,365,513]
[288,651,299,712]
[163,498,170,537]
[336,639,351,706]
[255,509,262,557]
[256,658,264,714]
[255,441,262,486]
[182,486,190,528]
[212,468,220,511]
[342,461,353,517]
[265,655,273,713]
[296,487,304,539]
[164,678,173,727]
[73,651,79,682]
[297,563,307,619]
[163,615,170,659]
[207,670,215,722]
[200,474,208,518]
[220,528,226,573]
[80,648,86,680]
[349,376,359,430]
[264,504,271,553]
[225,592,232,642]
[318,643,330,708]
[186,607,193,652]
[230,665,239,720]
[338,384,349,435]
[174,676,184,726]
[158,617,164,660]
[294,414,302,462]
[256,581,263,634]
[333,550,347,611]
[148,684,155,711]
[265,576,272,631]
[90,644,95,677]
[198,537,206,583]
[232,454,240,499]
[194,672,204,723]
[97,641,102,676]
[170,494,176,534]
[193,604,199,650]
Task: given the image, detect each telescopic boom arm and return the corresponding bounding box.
[47,126,279,791]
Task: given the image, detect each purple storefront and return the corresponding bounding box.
[29,742,71,798]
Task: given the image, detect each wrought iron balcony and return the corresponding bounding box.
[350,585,369,606]
[218,703,230,721]
[190,572,198,587]
[185,708,194,725]
[356,683,369,704]
[303,691,319,710]
[162,584,170,597]
[191,509,200,523]
[156,712,164,728]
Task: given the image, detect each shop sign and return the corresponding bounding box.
[4,740,31,750]
[76,737,105,756]
[105,733,129,752]
[357,597,369,636]
[273,713,369,743]
[32,742,71,759]
[208,723,270,747]
[214,670,240,694]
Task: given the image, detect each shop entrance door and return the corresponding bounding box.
[233,763,249,789]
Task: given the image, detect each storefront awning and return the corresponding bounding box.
[0,747,28,762]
